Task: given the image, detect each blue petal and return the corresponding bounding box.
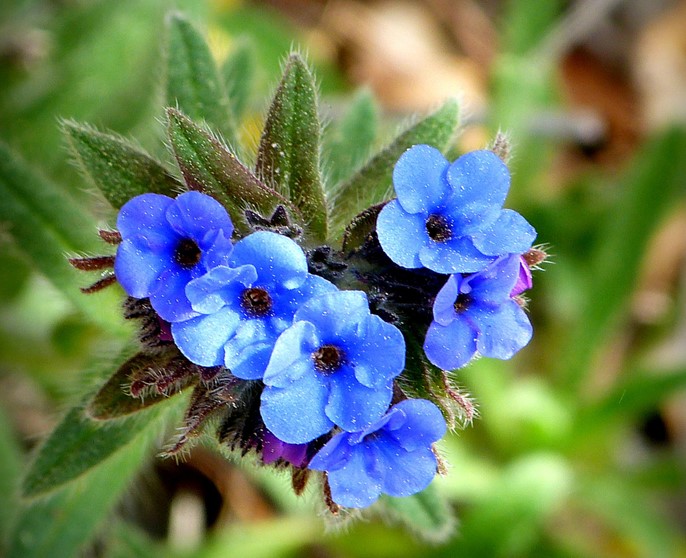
[326,367,393,432]
[444,199,500,237]
[230,231,307,290]
[224,319,278,379]
[263,321,320,388]
[419,235,495,274]
[294,290,370,341]
[323,447,383,508]
[392,145,450,214]
[272,274,337,320]
[432,275,460,326]
[385,399,447,451]
[165,191,233,242]
[467,255,520,304]
[379,445,438,498]
[149,268,197,322]
[350,315,405,389]
[260,373,332,444]
[471,300,533,360]
[186,265,257,314]
[116,193,174,239]
[423,318,477,370]
[114,236,172,298]
[470,209,536,257]
[308,431,354,472]
[376,201,427,269]
[171,307,239,366]
[201,229,234,269]
[446,150,510,209]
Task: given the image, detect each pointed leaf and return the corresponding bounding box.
[0,404,22,550]
[0,141,125,333]
[326,88,379,190]
[166,12,237,145]
[167,108,301,233]
[221,37,257,123]
[88,350,195,420]
[330,99,460,240]
[63,121,183,209]
[378,484,455,543]
[341,203,384,253]
[256,53,328,241]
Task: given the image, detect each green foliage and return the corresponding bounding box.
[166,12,238,146]
[0,404,22,552]
[256,53,328,242]
[167,108,300,231]
[64,121,183,209]
[329,99,460,241]
[221,37,258,123]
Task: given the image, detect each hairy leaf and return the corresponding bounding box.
[63,121,182,208]
[256,53,328,242]
[221,37,257,123]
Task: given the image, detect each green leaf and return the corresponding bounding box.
[326,88,379,190]
[166,12,237,146]
[7,397,180,558]
[330,99,460,241]
[88,350,194,420]
[167,108,300,232]
[0,141,125,333]
[63,121,183,209]
[255,53,328,242]
[558,128,686,392]
[221,37,257,123]
[341,204,384,253]
[22,351,187,498]
[0,404,22,552]
[379,484,455,543]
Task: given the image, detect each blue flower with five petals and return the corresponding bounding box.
[308,399,446,508]
[376,145,536,274]
[114,192,234,322]
[260,290,406,444]
[423,254,533,370]
[171,231,336,379]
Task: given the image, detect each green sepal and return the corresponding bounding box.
[87,350,196,420]
[167,108,302,233]
[256,53,328,242]
[326,88,379,191]
[221,36,257,124]
[63,121,183,209]
[378,484,455,543]
[341,203,385,253]
[165,12,238,146]
[330,99,460,241]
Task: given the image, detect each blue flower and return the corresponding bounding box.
[376,145,536,274]
[308,399,446,508]
[423,254,533,370]
[115,192,234,322]
[260,290,406,444]
[171,231,336,379]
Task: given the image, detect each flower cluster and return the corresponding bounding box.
[76,141,542,512]
[376,145,537,370]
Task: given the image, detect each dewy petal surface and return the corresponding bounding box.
[263,321,320,388]
[351,315,406,389]
[470,209,536,257]
[376,201,427,269]
[432,274,461,326]
[392,145,450,214]
[326,368,393,432]
[116,193,174,238]
[385,400,447,452]
[261,373,332,444]
[114,237,172,298]
[447,150,510,208]
[419,235,495,274]
[323,447,383,509]
[171,307,240,367]
[293,290,370,340]
[423,318,478,370]
[223,319,278,380]
[472,300,533,360]
[379,444,438,498]
[165,191,234,241]
[185,265,257,315]
[149,268,197,322]
[230,231,308,290]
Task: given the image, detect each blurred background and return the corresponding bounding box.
[1,0,686,556]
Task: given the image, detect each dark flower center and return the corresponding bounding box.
[425,214,452,242]
[312,344,344,373]
[241,287,273,317]
[174,238,202,268]
[453,293,472,313]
